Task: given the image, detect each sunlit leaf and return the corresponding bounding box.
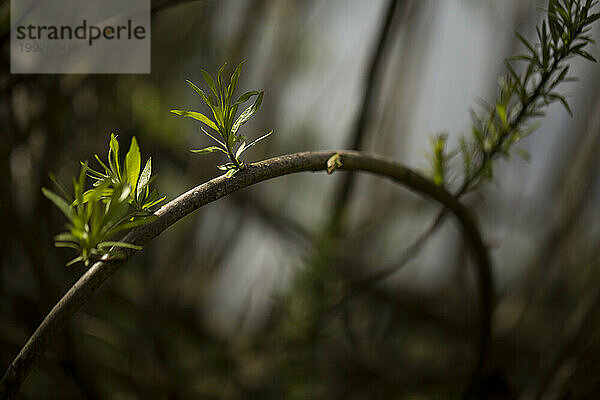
[137,158,152,204]
[231,91,263,136]
[228,61,244,100]
[109,133,121,180]
[170,109,219,132]
[66,256,84,267]
[238,130,273,157]
[234,142,246,159]
[98,241,143,250]
[200,126,226,148]
[191,146,227,154]
[125,137,141,192]
[201,70,219,98]
[235,90,260,105]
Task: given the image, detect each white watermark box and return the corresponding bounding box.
[11,0,150,74]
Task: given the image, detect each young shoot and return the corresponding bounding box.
[85,133,165,212]
[171,62,273,178]
[43,135,164,266]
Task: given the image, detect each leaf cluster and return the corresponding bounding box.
[171,62,272,178]
[42,135,164,266]
[428,0,599,194]
[86,134,165,211]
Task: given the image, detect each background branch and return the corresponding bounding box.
[329,0,405,232]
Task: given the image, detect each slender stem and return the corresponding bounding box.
[228,148,243,169]
[0,151,493,399]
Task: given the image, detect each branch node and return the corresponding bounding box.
[326,153,343,174]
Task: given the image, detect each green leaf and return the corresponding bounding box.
[48,172,71,201]
[548,1,561,42]
[515,31,537,59]
[216,63,227,104]
[556,6,570,23]
[170,110,219,132]
[109,133,121,180]
[85,166,108,181]
[186,79,209,100]
[186,80,223,126]
[231,91,264,136]
[137,158,152,203]
[225,168,237,178]
[77,186,112,205]
[200,126,226,148]
[93,154,111,176]
[235,90,260,105]
[574,49,597,62]
[74,162,88,207]
[98,241,143,250]
[201,70,219,98]
[217,162,236,171]
[234,142,247,159]
[101,187,131,235]
[549,65,570,90]
[191,146,227,154]
[238,130,273,157]
[515,147,531,162]
[548,92,573,116]
[208,94,219,109]
[66,256,84,267]
[496,104,508,127]
[54,232,77,242]
[105,215,155,234]
[142,193,166,209]
[586,13,600,25]
[55,242,80,250]
[125,137,141,192]
[228,61,244,99]
[42,188,74,222]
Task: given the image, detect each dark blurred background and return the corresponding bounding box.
[2,0,600,398]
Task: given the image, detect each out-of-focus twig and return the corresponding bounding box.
[329,0,405,233]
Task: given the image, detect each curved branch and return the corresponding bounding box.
[0,151,493,399]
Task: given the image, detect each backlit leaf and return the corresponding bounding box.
[125,137,141,192]
[170,110,219,132]
[231,91,263,136]
[191,146,226,154]
[137,158,152,203]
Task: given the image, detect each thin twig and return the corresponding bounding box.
[0,151,493,399]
